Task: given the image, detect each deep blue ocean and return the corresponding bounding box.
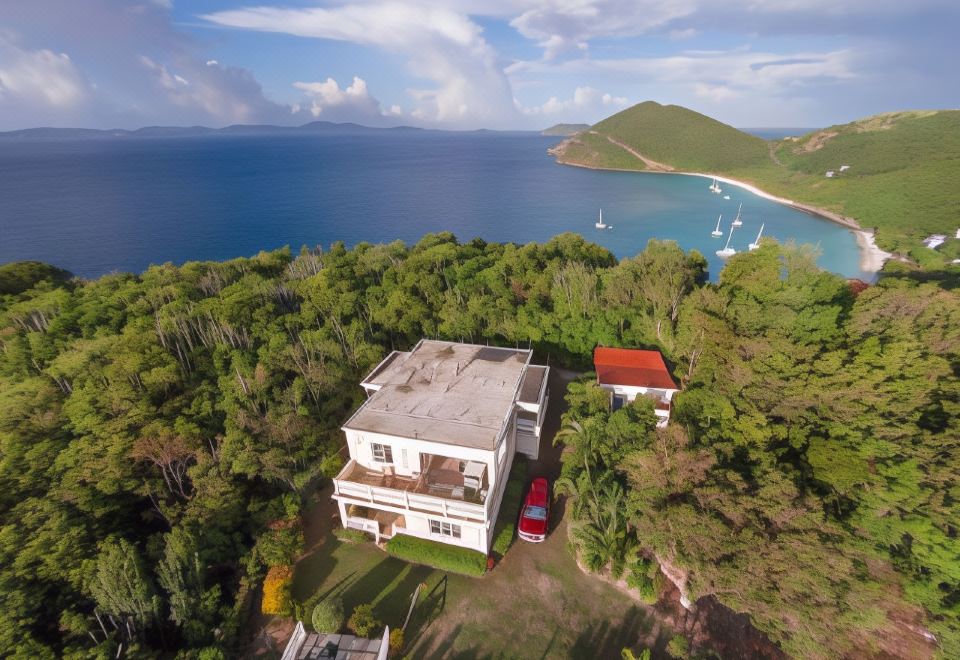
[0,131,864,281]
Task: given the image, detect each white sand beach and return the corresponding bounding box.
[685,172,891,273]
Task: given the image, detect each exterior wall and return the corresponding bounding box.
[396,513,486,553]
[599,383,678,403]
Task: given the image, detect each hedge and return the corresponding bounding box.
[384,534,486,576]
[491,458,529,557]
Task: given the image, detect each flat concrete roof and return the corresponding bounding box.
[345,340,532,450]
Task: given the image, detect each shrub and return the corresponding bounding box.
[625,558,660,605]
[389,628,405,655]
[384,535,487,576]
[667,634,689,659]
[261,565,293,615]
[311,597,343,633]
[257,520,304,567]
[347,603,380,637]
[333,527,370,543]
[491,458,528,557]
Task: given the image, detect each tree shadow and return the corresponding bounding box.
[340,555,411,615]
[568,605,664,659]
[404,574,449,650]
[291,535,342,602]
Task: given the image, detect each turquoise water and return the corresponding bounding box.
[0,132,864,280]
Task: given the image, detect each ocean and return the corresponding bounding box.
[0,131,865,281]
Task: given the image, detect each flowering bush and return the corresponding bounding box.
[261,565,293,615]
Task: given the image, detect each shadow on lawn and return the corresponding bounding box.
[292,535,342,602]
[569,605,660,660]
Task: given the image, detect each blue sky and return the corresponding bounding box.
[0,0,957,130]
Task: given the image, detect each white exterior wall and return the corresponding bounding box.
[396,513,485,552]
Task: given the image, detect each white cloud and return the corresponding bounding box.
[510,0,697,60]
[139,55,287,124]
[0,36,88,108]
[512,47,856,99]
[203,2,518,127]
[293,76,383,118]
[521,85,628,116]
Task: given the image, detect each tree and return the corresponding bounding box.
[87,538,160,637]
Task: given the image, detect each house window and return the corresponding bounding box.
[429,520,461,539]
[400,448,409,469]
[371,443,393,464]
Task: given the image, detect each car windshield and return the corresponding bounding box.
[524,505,547,521]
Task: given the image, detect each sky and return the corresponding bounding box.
[0,0,957,131]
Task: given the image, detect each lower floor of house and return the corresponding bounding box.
[335,499,490,553]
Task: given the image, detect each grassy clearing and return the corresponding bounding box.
[291,516,670,658]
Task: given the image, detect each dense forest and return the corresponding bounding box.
[0,232,957,658]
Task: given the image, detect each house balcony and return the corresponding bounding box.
[333,458,489,523]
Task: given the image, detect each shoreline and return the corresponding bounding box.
[555,157,891,274]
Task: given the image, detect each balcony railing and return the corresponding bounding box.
[334,460,488,523]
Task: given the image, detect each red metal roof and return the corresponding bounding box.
[594,347,678,390]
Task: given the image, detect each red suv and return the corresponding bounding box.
[518,477,550,543]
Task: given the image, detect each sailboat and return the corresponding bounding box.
[748,223,764,251]
[716,224,737,258]
[731,203,743,227]
[711,215,723,237]
[709,177,722,194]
[595,208,609,229]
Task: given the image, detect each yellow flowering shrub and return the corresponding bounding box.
[261,565,293,615]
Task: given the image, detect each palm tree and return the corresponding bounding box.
[561,469,637,579]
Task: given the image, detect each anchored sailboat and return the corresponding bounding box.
[731,203,743,227]
[595,208,609,229]
[711,215,723,237]
[716,224,737,258]
[709,177,722,194]
[749,223,764,251]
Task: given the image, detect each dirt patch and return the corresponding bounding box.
[799,130,839,152]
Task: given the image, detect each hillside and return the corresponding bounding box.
[541,123,590,137]
[550,102,960,257]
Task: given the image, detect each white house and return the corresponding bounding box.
[594,346,679,427]
[332,340,549,554]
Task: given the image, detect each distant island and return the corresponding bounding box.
[541,123,590,137]
[549,101,960,263]
[0,122,539,140]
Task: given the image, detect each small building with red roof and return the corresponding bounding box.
[593,346,679,426]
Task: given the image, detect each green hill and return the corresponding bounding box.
[541,123,590,137]
[551,102,960,257]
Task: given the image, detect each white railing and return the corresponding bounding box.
[334,465,487,523]
[344,516,381,542]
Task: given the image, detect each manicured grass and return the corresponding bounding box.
[384,534,487,576]
[491,457,528,557]
[292,511,671,658]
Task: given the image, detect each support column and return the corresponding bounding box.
[336,499,348,528]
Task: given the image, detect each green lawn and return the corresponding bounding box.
[292,508,671,659]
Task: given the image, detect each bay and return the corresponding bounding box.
[0,131,865,280]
